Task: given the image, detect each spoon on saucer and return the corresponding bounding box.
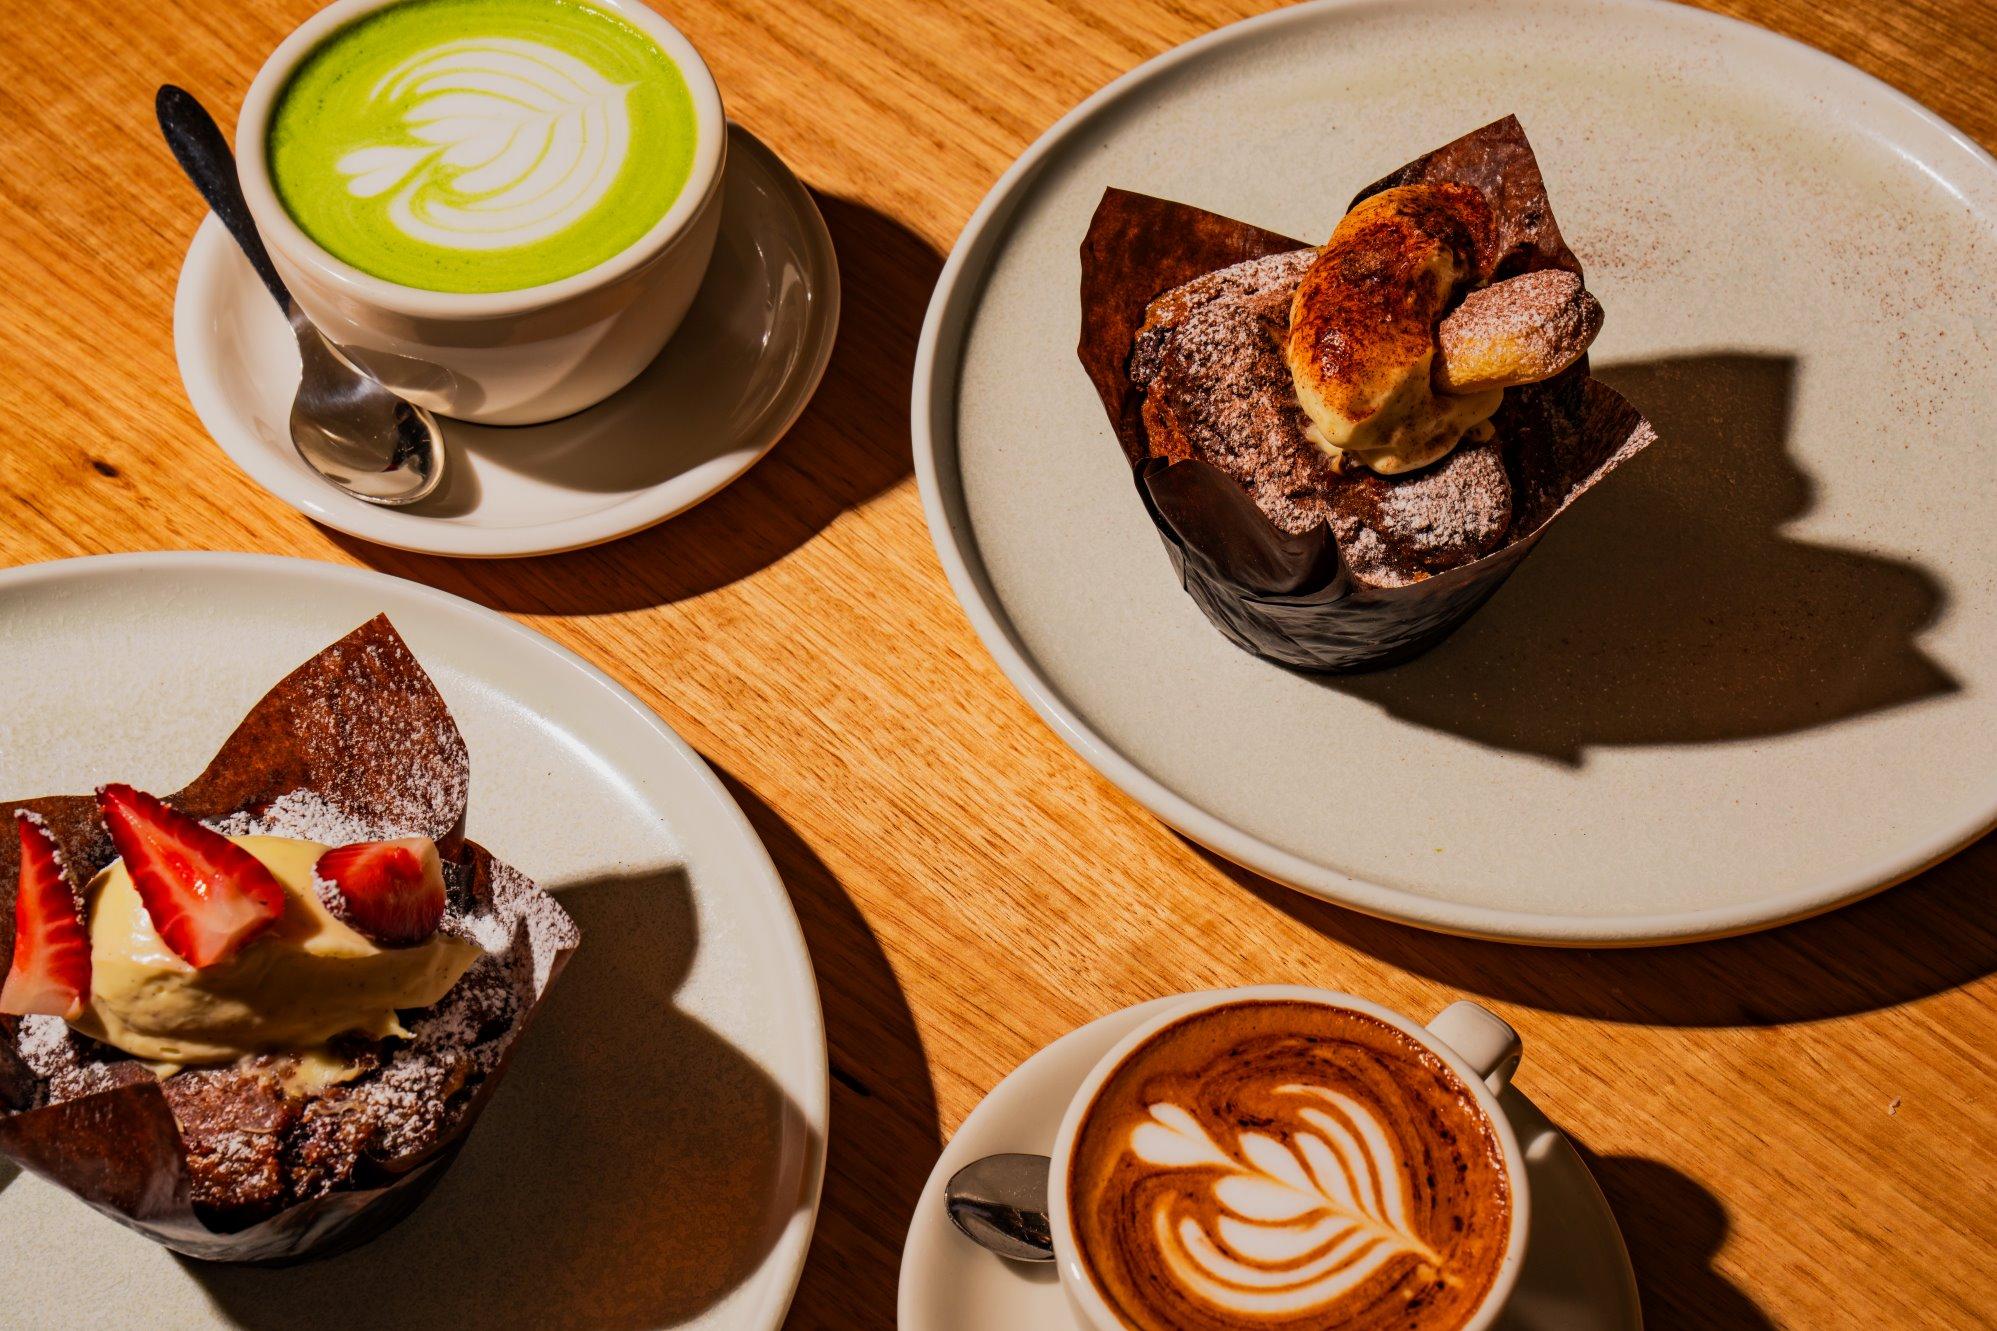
[945,1152,1056,1262]
[155,85,444,507]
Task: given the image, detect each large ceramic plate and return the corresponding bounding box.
[0,553,826,1329]
[914,0,1997,943]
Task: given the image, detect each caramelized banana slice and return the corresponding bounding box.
[1437,269,1603,395]
[1285,184,1500,474]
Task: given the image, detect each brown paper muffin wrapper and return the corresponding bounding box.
[0,617,578,1264]
[1079,116,1657,671]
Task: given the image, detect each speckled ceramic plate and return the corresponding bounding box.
[0,553,825,1329]
[914,0,1997,943]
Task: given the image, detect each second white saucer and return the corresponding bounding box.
[175,123,839,558]
[898,995,1643,1330]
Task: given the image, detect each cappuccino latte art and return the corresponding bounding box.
[1069,1002,1510,1331]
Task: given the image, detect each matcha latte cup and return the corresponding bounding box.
[236,0,726,425]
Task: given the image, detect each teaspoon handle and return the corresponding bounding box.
[155,84,292,313]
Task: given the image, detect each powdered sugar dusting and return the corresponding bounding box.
[14,1013,73,1070]
[210,788,400,846]
[317,634,470,846]
[14,1014,123,1104]
[469,856,578,994]
[349,854,579,1160]
[1367,438,1514,566]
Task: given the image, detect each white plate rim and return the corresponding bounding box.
[174,125,841,559]
[0,550,829,1328]
[910,0,1997,945]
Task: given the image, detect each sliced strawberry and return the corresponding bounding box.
[314,837,446,946]
[96,784,286,968]
[2,811,91,1018]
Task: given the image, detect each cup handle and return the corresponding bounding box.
[1426,1001,1522,1094]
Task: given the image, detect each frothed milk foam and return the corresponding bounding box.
[1069,1001,1511,1331]
[268,0,696,293]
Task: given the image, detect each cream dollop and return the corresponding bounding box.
[1301,379,1501,476]
[69,835,478,1066]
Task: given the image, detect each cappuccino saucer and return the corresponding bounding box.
[898,996,1642,1330]
[174,123,838,558]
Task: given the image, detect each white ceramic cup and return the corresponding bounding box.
[1048,986,1530,1331]
[235,0,727,425]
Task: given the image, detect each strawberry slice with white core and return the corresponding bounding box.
[314,837,446,946]
[1,811,92,1018]
[96,784,286,969]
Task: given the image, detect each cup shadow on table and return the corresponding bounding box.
[1321,353,1956,763]
[1575,1149,1778,1330]
[708,767,943,1330]
[1491,1090,1773,1330]
[330,194,937,615]
[188,865,818,1330]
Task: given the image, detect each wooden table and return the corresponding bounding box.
[2,1,1993,1326]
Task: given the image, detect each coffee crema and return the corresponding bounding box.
[1069,1001,1510,1331]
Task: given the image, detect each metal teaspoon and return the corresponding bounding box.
[155,84,444,507]
[945,1152,1057,1262]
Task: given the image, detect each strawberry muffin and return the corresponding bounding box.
[0,618,577,1255]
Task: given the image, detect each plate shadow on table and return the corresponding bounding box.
[188,864,818,1330]
[1321,353,1956,764]
[1204,823,1997,1026]
[709,768,943,1330]
[1574,1148,1777,1330]
[329,195,938,614]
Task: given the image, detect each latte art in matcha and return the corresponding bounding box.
[269,0,697,293]
[339,37,636,250]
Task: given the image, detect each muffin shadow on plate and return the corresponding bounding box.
[1322,352,1956,764]
[185,864,814,1329]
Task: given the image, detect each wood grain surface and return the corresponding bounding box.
[1,1,1993,1327]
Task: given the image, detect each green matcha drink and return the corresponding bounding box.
[268,0,698,293]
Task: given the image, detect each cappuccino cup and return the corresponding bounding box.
[1050,987,1529,1331]
[235,0,727,425]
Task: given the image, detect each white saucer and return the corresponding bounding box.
[0,552,826,1329]
[176,124,839,558]
[898,996,1640,1330]
[913,0,1997,942]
